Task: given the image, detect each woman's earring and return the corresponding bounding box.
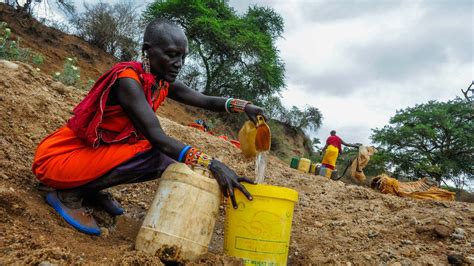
[142,51,151,73]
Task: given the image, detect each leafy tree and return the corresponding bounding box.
[143,0,285,104]
[262,95,287,120]
[371,98,474,189]
[70,1,140,61]
[281,105,323,132]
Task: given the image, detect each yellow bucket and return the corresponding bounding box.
[224,184,298,265]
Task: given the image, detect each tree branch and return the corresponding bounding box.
[461,81,473,102]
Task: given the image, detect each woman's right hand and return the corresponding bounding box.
[208,159,254,209]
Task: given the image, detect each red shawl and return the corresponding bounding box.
[326,135,342,152]
[67,61,165,148]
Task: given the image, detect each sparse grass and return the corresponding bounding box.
[0,21,44,65]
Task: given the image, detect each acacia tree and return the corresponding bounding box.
[280,105,323,132]
[143,0,285,104]
[371,98,474,189]
[70,1,141,61]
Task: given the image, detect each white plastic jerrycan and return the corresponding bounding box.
[135,163,221,263]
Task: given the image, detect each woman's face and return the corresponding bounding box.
[146,29,188,82]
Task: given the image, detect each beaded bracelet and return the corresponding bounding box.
[178,145,192,162]
[182,147,213,168]
[225,98,251,113]
[224,98,232,113]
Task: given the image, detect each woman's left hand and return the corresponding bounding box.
[209,159,254,209]
[244,104,267,124]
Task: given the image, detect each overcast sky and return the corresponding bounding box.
[33,0,473,146]
[229,0,473,146]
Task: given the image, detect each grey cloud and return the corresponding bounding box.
[299,0,399,24]
[287,65,369,95]
[286,1,473,96]
[299,0,473,24]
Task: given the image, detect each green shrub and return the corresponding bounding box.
[54,57,81,86]
[32,53,45,65]
[0,21,44,64]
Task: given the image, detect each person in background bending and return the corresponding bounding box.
[321,130,359,172]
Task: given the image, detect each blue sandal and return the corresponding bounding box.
[46,191,101,236]
[92,191,124,216]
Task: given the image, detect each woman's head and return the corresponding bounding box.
[143,18,188,82]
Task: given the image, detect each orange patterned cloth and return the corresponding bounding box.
[371,174,455,201]
[32,69,166,189]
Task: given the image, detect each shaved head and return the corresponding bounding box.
[142,18,188,82]
[143,18,184,48]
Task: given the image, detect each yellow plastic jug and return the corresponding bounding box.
[224,184,298,265]
[297,158,311,173]
[318,165,332,178]
[135,163,220,263]
[238,120,258,158]
[238,116,271,158]
[310,163,317,174]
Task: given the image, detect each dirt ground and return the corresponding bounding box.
[0,60,473,265]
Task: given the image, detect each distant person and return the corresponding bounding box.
[321,130,359,171]
[32,18,265,236]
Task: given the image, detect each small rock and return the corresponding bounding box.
[294,251,298,256]
[434,225,452,238]
[101,227,110,237]
[0,173,9,180]
[408,217,418,226]
[401,239,413,245]
[368,230,379,238]
[452,228,465,240]
[438,218,449,226]
[38,261,56,266]
[447,254,464,265]
[465,256,474,264]
[0,60,19,70]
[389,262,402,266]
[416,225,431,234]
[379,249,396,262]
[364,254,371,260]
[314,221,324,228]
[330,220,347,226]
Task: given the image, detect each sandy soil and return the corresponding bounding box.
[0,60,473,265]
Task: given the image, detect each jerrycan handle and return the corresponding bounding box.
[256,115,266,126]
